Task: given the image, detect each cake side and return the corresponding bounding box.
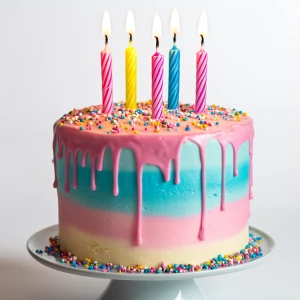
[53,103,254,266]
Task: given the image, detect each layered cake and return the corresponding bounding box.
[53,103,254,267]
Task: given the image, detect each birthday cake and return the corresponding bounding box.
[53,102,254,267]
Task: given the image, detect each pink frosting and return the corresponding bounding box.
[53,105,254,246]
[58,193,250,247]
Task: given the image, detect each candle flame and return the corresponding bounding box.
[170,8,180,35]
[102,10,111,37]
[152,14,162,39]
[198,11,208,37]
[126,11,135,35]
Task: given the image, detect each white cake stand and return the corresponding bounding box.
[27,225,275,300]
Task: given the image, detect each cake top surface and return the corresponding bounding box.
[55,101,252,136]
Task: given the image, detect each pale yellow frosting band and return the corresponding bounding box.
[59,224,249,266]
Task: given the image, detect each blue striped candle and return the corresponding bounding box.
[168,44,180,110]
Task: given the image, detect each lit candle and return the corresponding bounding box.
[101,11,113,114]
[125,11,137,110]
[195,11,208,114]
[151,14,164,120]
[168,8,180,110]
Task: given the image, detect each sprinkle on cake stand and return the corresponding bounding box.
[27,224,275,300]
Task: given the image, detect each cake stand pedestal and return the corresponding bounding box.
[27,225,275,300]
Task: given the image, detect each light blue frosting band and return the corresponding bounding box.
[56,139,250,217]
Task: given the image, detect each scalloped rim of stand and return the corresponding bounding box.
[27,225,275,281]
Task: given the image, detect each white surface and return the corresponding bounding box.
[27,225,274,281]
[0,0,299,299]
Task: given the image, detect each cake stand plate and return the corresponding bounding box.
[27,225,275,300]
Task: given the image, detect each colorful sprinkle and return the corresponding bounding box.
[56,103,249,135]
[37,234,262,274]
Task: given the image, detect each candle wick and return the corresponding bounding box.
[105,35,108,45]
[173,33,176,44]
[200,34,204,47]
[155,36,159,50]
[129,33,132,43]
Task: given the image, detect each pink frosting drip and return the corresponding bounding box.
[249,138,253,199]
[221,143,226,212]
[198,140,206,240]
[72,150,78,189]
[53,115,254,246]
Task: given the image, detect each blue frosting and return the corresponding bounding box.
[56,139,250,217]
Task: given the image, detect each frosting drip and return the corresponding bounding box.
[53,104,254,246]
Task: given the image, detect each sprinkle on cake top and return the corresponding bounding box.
[56,101,250,135]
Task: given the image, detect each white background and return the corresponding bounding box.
[0,0,299,299]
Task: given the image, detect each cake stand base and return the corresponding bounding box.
[99,279,203,300]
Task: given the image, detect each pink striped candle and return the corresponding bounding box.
[101,11,113,114]
[152,51,164,119]
[195,46,208,114]
[195,12,208,114]
[151,15,164,120]
[101,48,113,114]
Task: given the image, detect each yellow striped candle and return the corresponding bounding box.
[125,11,137,110]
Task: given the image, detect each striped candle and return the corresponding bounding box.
[195,48,208,114]
[168,9,180,110]
[125,43,137,110]
[101,49,113,114]
[151,15,164,120]
[168,44,180,110]
[152,52,164,119]
[195,12,208,114]
[125,11,137,110]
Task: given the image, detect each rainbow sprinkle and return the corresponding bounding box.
[57,102,248,134]
[35,234,262,274]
